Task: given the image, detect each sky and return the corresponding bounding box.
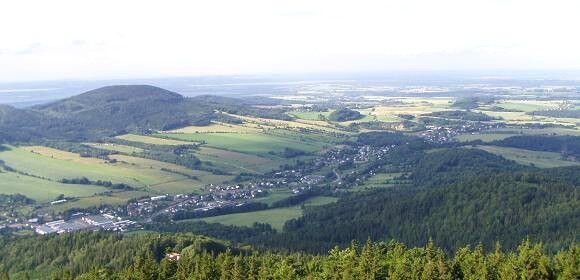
[1,0,580,82]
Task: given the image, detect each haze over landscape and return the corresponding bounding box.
[2,0,580,82]
[0,1,579,280]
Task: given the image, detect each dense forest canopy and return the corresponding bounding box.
[0,232,577,280]
[493,135,580,157]
[327,108,363,122]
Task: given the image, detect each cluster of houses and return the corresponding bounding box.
[207,183,267,200]
[420,122,505,143]
[35,213,136,235]
[127,193,239,219]
[126,195,171,217]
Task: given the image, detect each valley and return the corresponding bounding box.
[0,81,579,278]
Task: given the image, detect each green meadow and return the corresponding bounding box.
[154,132,326,156]
[0,146,227,200]
[115,134,195,145]
[85,143,144,154]
[288,110,333,121]
[474,145,580,168]
[0,171,106,203]
[455,127,580,142]
[196,196,338,231]
[194,147,281,174]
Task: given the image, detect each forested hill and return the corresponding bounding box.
[0,231,577,279]
[0,85,286,142]
[33,85,184,116]
[247,149,578,253]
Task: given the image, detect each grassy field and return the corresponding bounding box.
[85,143,144,154]
[288,110,332,121]
[0,146,223,195]
[454,133,520,142]
[473,145,580,168]
[0,146,151,185]
[370,103,449,120]
[0,171,106,202]
[455,127,580,142]
[252,189,295,206]
[200,206,302,230]
[109,154,231,193]
[494,100,564,112]
[360,172,403,189]
[195,147,282,174]
[116,134,195,145]
[228,113,345,133]
[156,132,326,157]
[478,108,579,127]
[196,196,338,231]
[167,122,261,134]
[43,190,149,214]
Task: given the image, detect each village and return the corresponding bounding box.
[0,119,527,236]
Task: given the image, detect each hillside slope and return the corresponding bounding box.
[253,149,578,252]
[0,85,284,142]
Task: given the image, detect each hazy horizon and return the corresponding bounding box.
[2,0,580,82]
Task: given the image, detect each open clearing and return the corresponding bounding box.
[166,122,261,134]
[478,109,579,127]
[43,190,149,214]
[494,100,565,112]
[0,146,220,195]
[85,143,144,154]
[0,171,106,202]
[473,145,580,168]
[195,147,281,174]
[360,172,404,189]
[288,110,333,121]
[455,127,580,142]
[252,189,295,206]
[196,196,338,231]
[156,132,326,157]
[226,113,345,133]
[370,103,449,120]
[116,134,195,145]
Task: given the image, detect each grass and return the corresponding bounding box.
[0,171,106,202]
[455,127,580,142]
[478,106,579,127]
[44,191,149,214]
[107,154,231,193]
[195,196,338,231]
[353,172,408,191]
[167,122,261,134]
[195,147,281,174]
[0,146,170,187]
[370,98,451,120]
[362,173,402,188]
[116,134,195,145]
[0,146,226,195]
[303,196,338,206]
[495,100,562,112]
[199,207,302,231]
[288,110,332,121]
[85,143,144,154]
[454,133,519,142]
[156,132,326,157]
[473,145,580,168]
[227,113,345,133]
[252,189,295,206]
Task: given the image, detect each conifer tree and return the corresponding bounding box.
[159,258,177,280]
